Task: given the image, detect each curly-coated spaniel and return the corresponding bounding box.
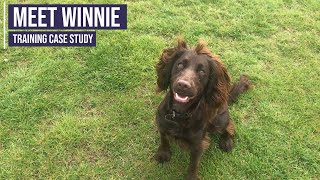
[154,37,250,180]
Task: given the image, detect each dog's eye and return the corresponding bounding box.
[199,70,206,75]
[177,63,184,69]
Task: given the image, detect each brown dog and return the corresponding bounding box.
[154,37,250,179]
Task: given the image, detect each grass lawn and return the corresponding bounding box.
[0,0,319,179]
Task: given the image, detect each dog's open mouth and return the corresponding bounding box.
[174,93,190,103]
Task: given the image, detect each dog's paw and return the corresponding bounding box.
[219,137,234,152]
[154,150,171,163]
[186,174,199,180]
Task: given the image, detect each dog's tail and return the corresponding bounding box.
[228,74,251,105]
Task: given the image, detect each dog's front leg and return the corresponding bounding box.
[154,132,171,163]
[187,144,203,180]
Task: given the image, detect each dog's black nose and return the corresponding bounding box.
[177,80,191,90]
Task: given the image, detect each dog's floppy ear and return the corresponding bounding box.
[194,41,231,106]
[206,58,231,106]
[156,37,188,92]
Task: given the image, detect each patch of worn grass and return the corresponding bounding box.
[0,0,319,179]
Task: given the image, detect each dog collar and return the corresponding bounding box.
[164,110,192,121]
[164,110,191,129]
[172,110,191,119]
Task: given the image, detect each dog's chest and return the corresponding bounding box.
[160,113,207,150]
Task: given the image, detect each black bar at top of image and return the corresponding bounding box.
[8,4,127,29]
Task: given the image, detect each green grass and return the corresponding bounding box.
[1,0,319,179]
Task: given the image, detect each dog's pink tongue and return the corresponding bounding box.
[174,93,189,103]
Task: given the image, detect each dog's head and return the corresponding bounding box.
[156,37,231,109]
